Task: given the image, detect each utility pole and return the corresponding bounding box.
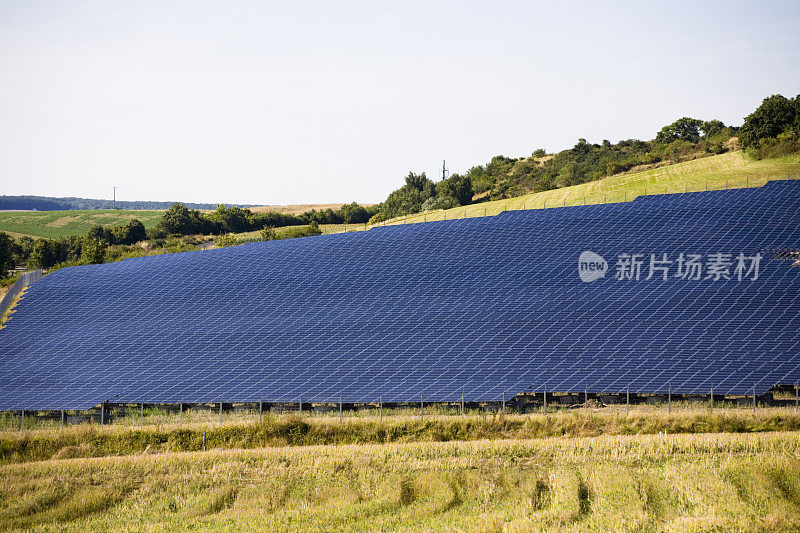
[442,160,449,181]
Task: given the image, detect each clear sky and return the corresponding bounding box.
[1,1,798,206]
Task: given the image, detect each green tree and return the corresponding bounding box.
[339,202,369,224]
[437,174,473,205]
[111,219,147,245]
[157,204,214,236]
[82,226,109,264]
[655,117,703,145]
[0,232,15,273]
[28,239,56,269]
[739,94,797,148]
[700,120,726,139]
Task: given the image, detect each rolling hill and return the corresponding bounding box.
[375,151,800,225]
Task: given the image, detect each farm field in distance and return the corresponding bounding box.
[0,209,165,239]
[1,406,799,531]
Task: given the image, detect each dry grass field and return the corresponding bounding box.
[1,407,800,531]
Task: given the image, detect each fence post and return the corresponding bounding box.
[753,385,756,414]
[626,387,629,415]
[20,409,24,431]
[101,402,104,426]
[259,397,263,421]
[710,387,714,412]
[299,395,302,417]
[502,391,505,414]
[584,386,588,409]
[219,401,222,425]
[461,390,464,416]
[180,401,183,426]
[203,430,206,451]
[795,383,798,413]
[542,388,547,414]
[668,387,671,414]
[61,408,65,429]
[420,392,424,420]
[379,393,383,422]
[339,394,342,423]
[140,402,144,427]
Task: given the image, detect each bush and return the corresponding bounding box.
[368,213,388,225]
[215,234,238,248]
[260,227,278,241]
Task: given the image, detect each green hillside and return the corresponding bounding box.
[375,151,800,225]
[0,210,164,239]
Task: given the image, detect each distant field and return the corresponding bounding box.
[248,203,346,215]
[379,151,800,225]
[0,210,164,239]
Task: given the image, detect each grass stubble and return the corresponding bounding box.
[1,407,800,531]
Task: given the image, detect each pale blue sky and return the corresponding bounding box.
[1,1,798,205]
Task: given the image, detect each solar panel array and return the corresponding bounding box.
[1,181,800,410]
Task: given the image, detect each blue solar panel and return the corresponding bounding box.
[1,181,800,409]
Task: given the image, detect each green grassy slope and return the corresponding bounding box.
[377,151,800,225]
[0,210,164,239]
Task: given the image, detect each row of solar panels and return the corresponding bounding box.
[0,180,799,409]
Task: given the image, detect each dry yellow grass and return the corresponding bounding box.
[1,431,798,531]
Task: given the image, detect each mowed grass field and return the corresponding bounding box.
[1,423,799,531]
[2,408,800,531]
[0,210,165,239]
[378,151,800,225]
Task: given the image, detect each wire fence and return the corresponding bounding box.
[3,386,799,431]
[375,173,800,227]
[0,269,42,320]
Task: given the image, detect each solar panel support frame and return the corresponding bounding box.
[20,409,24,432]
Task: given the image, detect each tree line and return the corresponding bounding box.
[0,202,376,276]
[367,93,800,223]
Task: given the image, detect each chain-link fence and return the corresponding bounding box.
[0,269,42,320]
